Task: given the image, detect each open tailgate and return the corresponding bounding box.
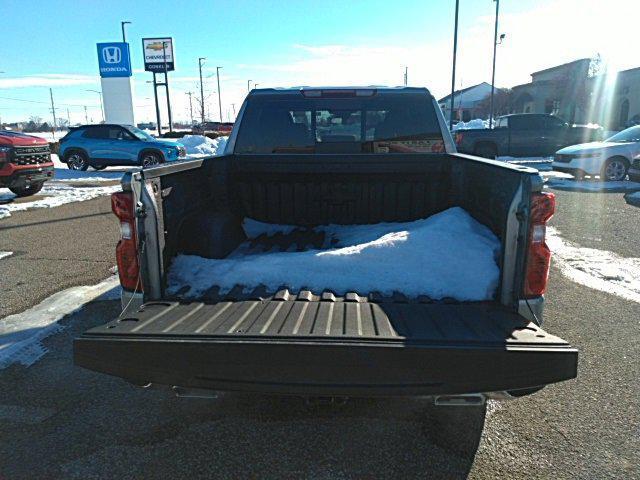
[74,295,577,396]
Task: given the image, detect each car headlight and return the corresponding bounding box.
[576,152,601,158]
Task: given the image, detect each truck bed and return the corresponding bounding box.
[75,296,577,396]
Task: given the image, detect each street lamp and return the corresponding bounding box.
[449,0,460,129]
[489,0,501,129]
[86,89,104,123]
[198,57,206,124]
[254,83,259,89]
[247,79,252,93]
[121,21,131,43]
[216,66,223,122]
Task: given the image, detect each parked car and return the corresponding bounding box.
[455,113,603,158]
[192,121,234,135]
[75,87,577,405]
[0,130,54,197]
[552,125,640,181]
[58,124,186,170]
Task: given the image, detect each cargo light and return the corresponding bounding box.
[524,192,555,297]
[300,89,376,98]
[111,191,142,292]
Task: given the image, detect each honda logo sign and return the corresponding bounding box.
[96,42,132,78]
[102,46,122,64]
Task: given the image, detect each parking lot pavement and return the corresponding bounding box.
[0,195,119,318]
[0,185,638,479]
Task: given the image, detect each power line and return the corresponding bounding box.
[0,95,95,109]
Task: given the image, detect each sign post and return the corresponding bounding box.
[142,37,175,135]
[96,42,135,124]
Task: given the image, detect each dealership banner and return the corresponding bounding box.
[142,37,175,72]
[96,42,132,77]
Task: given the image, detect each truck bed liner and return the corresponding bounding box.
[75,296,577,396]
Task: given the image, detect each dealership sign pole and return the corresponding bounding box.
[143,37,175,135]
[96,42,135,124]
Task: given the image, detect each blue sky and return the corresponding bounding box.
[1,0,637,124]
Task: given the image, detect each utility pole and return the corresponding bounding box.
[231,103,236,117]
[489,0,500,129]
[84,106,89,124]
[86,89,104,122]
[121,21,131,42]
[66,108,71,126]
[404,66,408,86]
[449,0,460,129]
[185,91,194,125]
[216,66,223,122]
[49,88,57,141]
[198,57,206,124]
[247,79,252,93]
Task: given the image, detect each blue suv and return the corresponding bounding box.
[59,124,186,170]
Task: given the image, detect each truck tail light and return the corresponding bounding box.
[111,191,142,292]
[524,192,555,297]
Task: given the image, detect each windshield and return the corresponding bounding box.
[125,125,155,141]
[234,93,444,154]
[605,125,640,143]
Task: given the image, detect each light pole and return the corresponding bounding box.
[121,21,131,43]
[404,66,408,86]
[86,89,104,123]
[198,57,206,124]
[449,0,460,129]
[216,66,223,122]
[247,79,252,93]
[254,83,259,89]
[489,0,500,129]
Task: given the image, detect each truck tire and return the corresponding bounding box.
[9,181,44,197]
[65,150,89,171]
[600,156,629,181]
[474,143,497,159]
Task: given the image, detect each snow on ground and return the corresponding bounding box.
[545,178,640,192]
[0,183,120,220]
[23,131,59,143]
[452,119,489,131]
[51,154,128,182]
[168,207,501,301]
[540,170,575,180]
[0,252,13,260]
[547,227,640,304]
[0,276,120,369]
[180,135,228,157]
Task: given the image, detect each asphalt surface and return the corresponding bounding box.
[0,189,119,318]
[0,183,639,479]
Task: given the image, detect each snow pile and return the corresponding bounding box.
[51,154,135,182]
[180,135,228,157]
[168,207,501,301]
[452,119,489,131]
[545,178,640,192]
[0,276,120,369]
[547,227,640,304]
[0,251,13,260]
[0,183,120,220]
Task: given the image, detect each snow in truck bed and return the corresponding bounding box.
[167,207,501,301]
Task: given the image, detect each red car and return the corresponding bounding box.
[0,131,54,197]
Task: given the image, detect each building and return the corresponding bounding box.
[511,58,591,123]
[438,82,493,122]
[587,66,640,130]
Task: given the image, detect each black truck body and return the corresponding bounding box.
[75,87,577,400]
[455,113,603,158]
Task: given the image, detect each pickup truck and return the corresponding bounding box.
[0,131,54,197]
[455,113,603,158]
[74,87,577,403]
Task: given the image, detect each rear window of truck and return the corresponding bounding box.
[235,92,444,154]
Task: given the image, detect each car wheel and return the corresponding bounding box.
[140,152,162,168]
[601,157,629,181]
[9,181,44,197]
[65,151,89,171]
[474,143,497,159]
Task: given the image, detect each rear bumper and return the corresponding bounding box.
[0,163,54,188]
[74,300,577,397]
